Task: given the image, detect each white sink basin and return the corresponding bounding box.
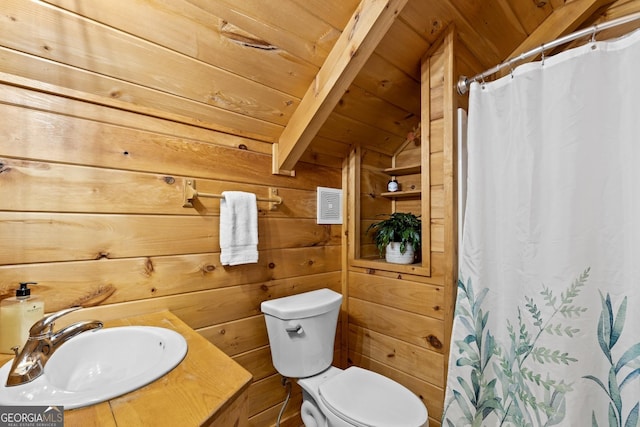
[0,326,187,409]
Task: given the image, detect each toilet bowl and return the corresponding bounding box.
[298,366,427,427]
[261,289,428,427]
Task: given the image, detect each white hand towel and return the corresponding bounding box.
[219,191,259,266]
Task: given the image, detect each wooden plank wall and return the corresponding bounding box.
[0,3,343,426]
[344,1,640,421]
[1,1,636,427]
[0,82,342,425]
[345,2,640,426]
[347,41,449,427]
[347,27,482,427]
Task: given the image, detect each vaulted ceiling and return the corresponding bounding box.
[183,0,636,172]
[6,0,637,173]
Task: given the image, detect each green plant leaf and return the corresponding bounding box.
[459,317,476,337]
[481,311,489,331]
[608,402,619,427]
[526,296,543,327]
[457,357,479,367]
[470,369,481,401]
[456,303,472,319]
[473,288,489,316]
[611,296,627,350]
[465,277,475,305]
[597,306,613,364]
[452,389,473,422]
[546,389,567,426]
[481,332,495,371]
[624,403,639,427]
[474,311,488,346]
[478,397,502,420]
[463,334,477,345]
[609,366,623,419]
[583,374,610,396]
[602,292,615,346]
[366,212,421,256]
[619,368,640,391]
[542,285,557,308]
[615,342,640,374]
[457,376,477,405]
[530,346,576,365]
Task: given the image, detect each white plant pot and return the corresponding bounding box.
[384,242,415,264]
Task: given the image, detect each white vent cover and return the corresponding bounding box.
[317,187,343,224]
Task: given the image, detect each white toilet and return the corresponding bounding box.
[261,288,428,427]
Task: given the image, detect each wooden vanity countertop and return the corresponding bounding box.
[0,310,253,427]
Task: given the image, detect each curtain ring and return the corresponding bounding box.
[480,75,486,90]
[540,44,545,66]
[589,27,599,50]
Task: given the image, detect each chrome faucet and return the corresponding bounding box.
[5,307,103,387]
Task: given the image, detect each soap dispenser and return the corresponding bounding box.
[387,176,399,192]
[0,282,45,354]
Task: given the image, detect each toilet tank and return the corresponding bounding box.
[261,289,343,378]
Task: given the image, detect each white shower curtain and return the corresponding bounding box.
[443,30,640,426]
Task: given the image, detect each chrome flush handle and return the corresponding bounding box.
[285,324,303,334]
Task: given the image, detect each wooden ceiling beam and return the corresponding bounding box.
[272,0,408,175]
[506,0,617,60]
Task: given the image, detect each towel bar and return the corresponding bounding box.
[182,178,282,210]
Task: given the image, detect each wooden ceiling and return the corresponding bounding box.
[4,0,638,172]
[184,0,636,172]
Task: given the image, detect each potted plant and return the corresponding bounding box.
[366,212,421,264]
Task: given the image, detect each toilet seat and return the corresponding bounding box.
[318,366,427,427]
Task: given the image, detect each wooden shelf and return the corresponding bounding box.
[382,164,422,199]
[351,258,426,275]
[383,164,421,176]
[381,189,421,199]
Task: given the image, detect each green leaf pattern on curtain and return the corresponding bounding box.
[583,292,640,427]
[443,268,640,427]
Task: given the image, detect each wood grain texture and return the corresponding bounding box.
[0,0,616,166]
[20,311,253,427]
[0,76,341,425]
[2,0,297,126]
[0,2,626,425]
[349,271,444,319]
[275,0,409,172]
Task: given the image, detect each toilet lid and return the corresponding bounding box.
[318,367,427,427]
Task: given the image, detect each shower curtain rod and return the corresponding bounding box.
[457,11,640,95]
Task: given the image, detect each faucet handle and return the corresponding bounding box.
[29,307,82,337]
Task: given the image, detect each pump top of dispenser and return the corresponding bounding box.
[16,282,37,299]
